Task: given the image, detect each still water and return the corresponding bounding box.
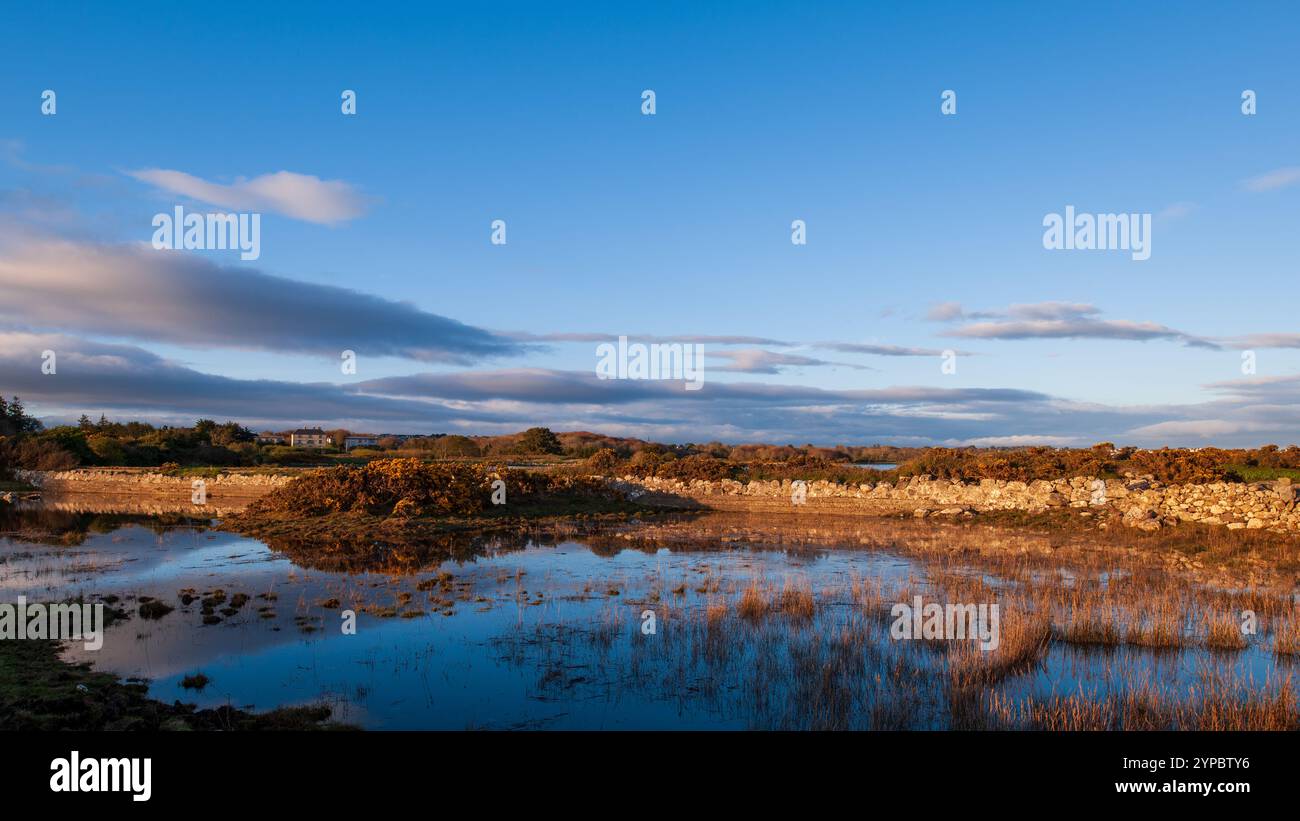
[0,503,1291,729]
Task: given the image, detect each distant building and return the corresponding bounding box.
[256,432,286,445]
[344,434,379,450]
[291,428,330,448]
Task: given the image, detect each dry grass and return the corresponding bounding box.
[737,582,770,621]
[1274,618,1300,656]
[466,511,1300,729]
[705,598,728,628]
[777,582,816,621]
[1203,615,1249,651]
[1127,607,1185,649]
[948,610,1051,690]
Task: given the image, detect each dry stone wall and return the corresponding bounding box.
[14,468,294,499]
[612,474,1300,533]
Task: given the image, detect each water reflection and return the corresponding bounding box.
[1,499,1296,729]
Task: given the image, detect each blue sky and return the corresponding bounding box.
[1,1,1299,445]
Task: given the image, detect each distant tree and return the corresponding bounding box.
[88,434,126,465]
[432,435,481,458]
[514,427,562,455]
[211,421,254,447]
[194,419,217,441]
[327,428,350,449]
[0,397,43,437]
[31,426,91,466]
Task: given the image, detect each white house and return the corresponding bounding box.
[291,428,330,448]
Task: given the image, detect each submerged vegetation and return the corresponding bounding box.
[488,517,1300,730]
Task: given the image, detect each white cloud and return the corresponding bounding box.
[127,169,369,224]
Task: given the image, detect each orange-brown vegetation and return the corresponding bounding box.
[246,458,615,519]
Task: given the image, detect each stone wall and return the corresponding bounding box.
[611,474,1300,533]
[15,468,295,500]
[14,467,1298,535]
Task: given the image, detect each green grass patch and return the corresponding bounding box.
[1226,465,1300,482]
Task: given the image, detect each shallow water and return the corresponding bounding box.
[1,503,1294,729]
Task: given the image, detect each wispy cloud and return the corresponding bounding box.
[950,318,1216,348]
[1216,333,1300,350]
[815,341,962,357]
[929,301,1101,323]
[505,331,795,346]
[126,169,370,224]
[932,301,1217,348]
[1157,201,1196,220]
[1242,166,1300,192]
[356,368,1047,407]
[709,349,871,373]
[925,301,968,322]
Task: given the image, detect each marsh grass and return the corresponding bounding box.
[1203,614,1250,651]
[1274,618,1300,656]
[368,512,1300,730]
[777,582,816,621]
[737,582,770,621]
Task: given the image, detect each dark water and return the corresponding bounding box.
[0,503,1291,729]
